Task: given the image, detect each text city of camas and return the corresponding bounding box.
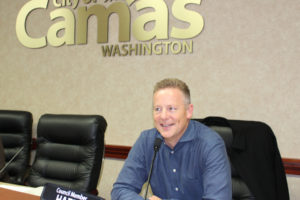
[16,0,204,56]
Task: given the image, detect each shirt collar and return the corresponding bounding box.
[156,120,195,143]
[178,120,195,143]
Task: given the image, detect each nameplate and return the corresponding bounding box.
[40,183,105,200]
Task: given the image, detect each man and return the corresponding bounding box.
[111,78,231,200]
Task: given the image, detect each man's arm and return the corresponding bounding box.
[202,138,232,200]
[111,134,149,200]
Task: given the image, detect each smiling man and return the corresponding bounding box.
[111,78,231,200]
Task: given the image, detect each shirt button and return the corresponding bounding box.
[170,150,174,154]
[173,169,176,173]
[175,187,179,191]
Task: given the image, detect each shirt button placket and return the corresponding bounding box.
[170,150,179,192]
[173,168,178,192]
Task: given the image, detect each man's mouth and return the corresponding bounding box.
[161,123,174,127]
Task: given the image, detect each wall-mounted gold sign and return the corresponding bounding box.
[16,0,204,56]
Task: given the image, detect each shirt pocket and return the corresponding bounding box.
[181,177,203,199]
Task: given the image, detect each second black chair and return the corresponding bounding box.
[194,117,289,200]
[27,114,107,193]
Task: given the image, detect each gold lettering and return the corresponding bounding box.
[76,2,130,44]
[16,0,200,51]
[125,0,136,6]
[121,44,129,56]
[53,0,62,7]
[153,42,162,55]
[84,0,97,4]
[132,0,168,41]
[171,0,204,39]
[170,41,181,54]
[112,44,121,56]
[128,44,138,55]
[47,8,75,47]
[101,45,113,56]
[53,0,76,8]
[16,0,49,48]
[100,41,192,56]
[72,0,79,9]
[182,40,193,53]
[142,43,151,55]
[66,0,72,7]
[162,41,171,54]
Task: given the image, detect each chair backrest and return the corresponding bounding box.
[27,114,107,193]
[0,136,6,174]
[193,118,254,199]
[0,110,33,184]
[193,117,289,200]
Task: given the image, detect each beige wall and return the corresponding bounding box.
[1,0,299,199]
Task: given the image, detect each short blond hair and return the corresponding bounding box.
[153,78,191,105]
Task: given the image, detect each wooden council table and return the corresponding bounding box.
[0,182,42,200]
[0,187,40,200]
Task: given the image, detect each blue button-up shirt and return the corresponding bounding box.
[111,120,231,200]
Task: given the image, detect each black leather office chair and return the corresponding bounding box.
[27,114,107,194]
[0,136,8,181]
[0,110,33,184]
[193,117,289,200]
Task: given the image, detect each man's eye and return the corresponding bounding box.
[154,107,161,112]
[169,107,177,111]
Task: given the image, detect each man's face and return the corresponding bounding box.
[153,88,193,148]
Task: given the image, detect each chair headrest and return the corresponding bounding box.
[209,125,233,148]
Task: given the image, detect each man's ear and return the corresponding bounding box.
[186,104,194,119]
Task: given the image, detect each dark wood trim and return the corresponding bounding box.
[32,139,300,175]
[104,145,131,159]
[104,145,300,175]
[282,158,300,175]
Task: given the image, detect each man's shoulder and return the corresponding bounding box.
[191,119,216,134]
[135,128,160,145]
[130,128,160,156]
[140,127,158,138]
[190,120,223,141]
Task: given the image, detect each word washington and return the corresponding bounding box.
[101,40,193,57]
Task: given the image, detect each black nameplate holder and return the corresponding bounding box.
[40,183,105,200]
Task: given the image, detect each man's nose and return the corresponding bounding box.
[160,109,168,119]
